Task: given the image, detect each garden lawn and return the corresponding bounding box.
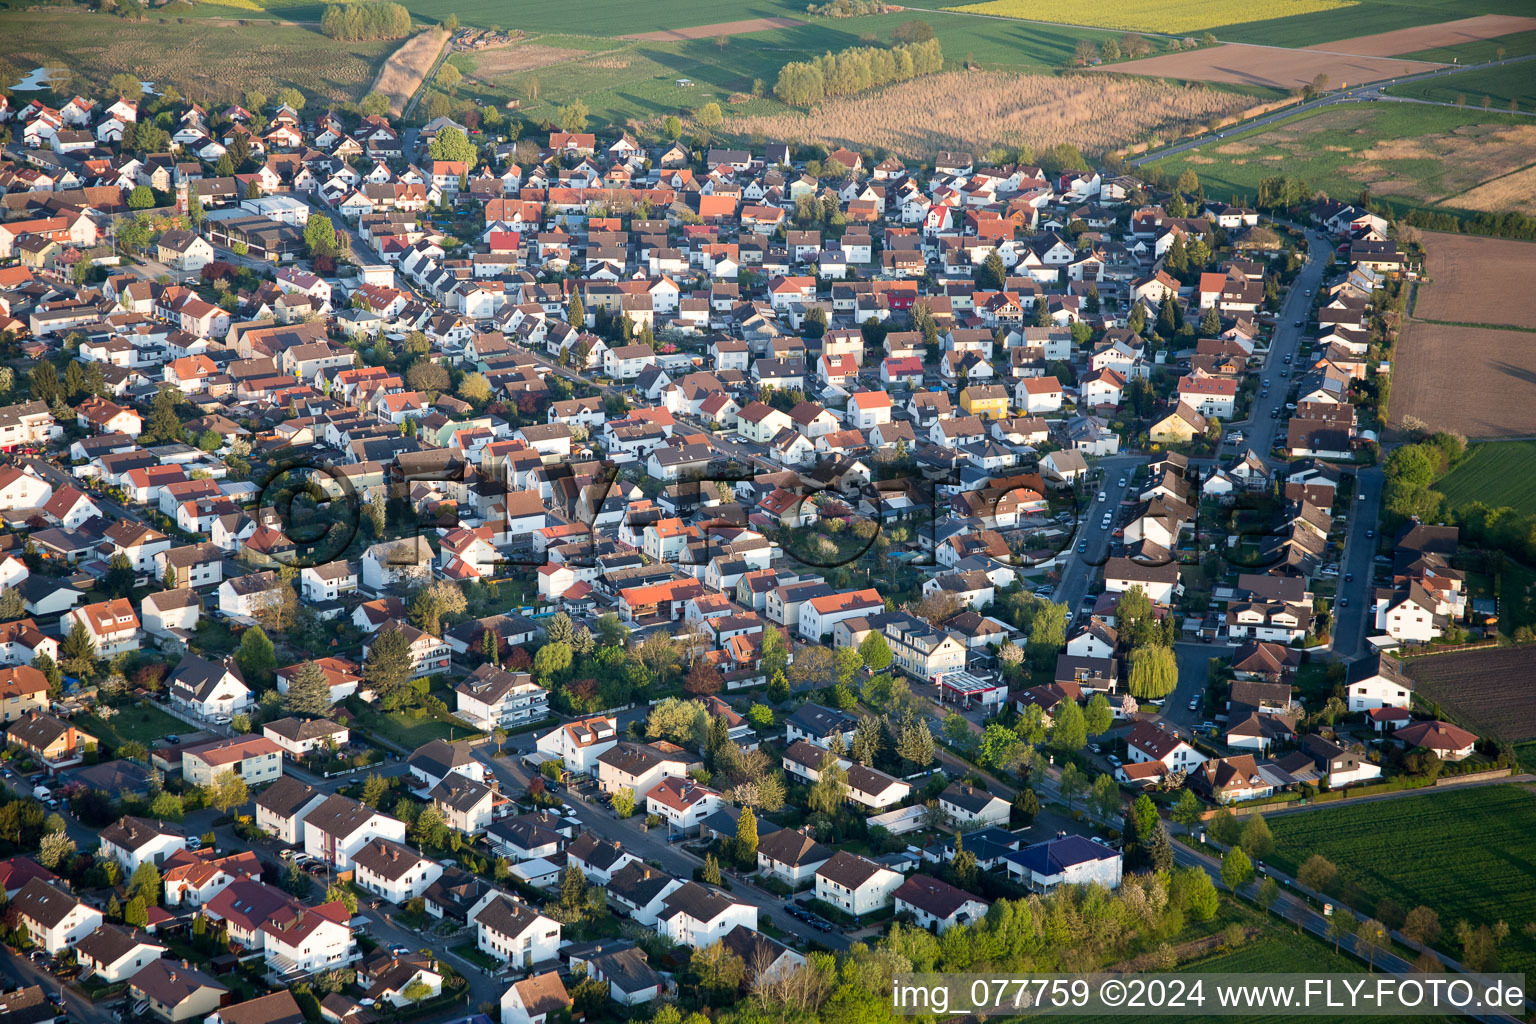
[80,702,189,751]
[449,942,500,971]
[1434,441,1536,514]
[353,706,482,750]
[1265,785,1536,976]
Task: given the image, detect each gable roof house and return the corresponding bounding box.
[938,783,1010,828]
[99,816,186,873]
[10,877,104,954]
[814,850,904,917]
[302,794,407,869]
[472,894,561,967]
[75,923,168,983]
[893,874,989,933]
[125,958,228,1023]
[655,882,757,948]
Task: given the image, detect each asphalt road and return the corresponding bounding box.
[1331,466,1383,659]
[1224,228,1330,458]
[1051,453,1149,619]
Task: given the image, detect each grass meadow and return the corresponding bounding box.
[1399,28,1536,62]
[1148,103,1536,211]
[0,7,392,103]
[1434,441,1536,514]
[946,0,1535,47]
[1265,785,1536,976]
[945,0,1351,36]
[1385,59,1536,110]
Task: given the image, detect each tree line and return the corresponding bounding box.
[320,2,413,41]
[773,38,944,107]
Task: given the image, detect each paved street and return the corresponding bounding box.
[1225,228,1329,458]
[1051,453,1151,618]
[1331,465,1382,659]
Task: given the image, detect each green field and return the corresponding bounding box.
[1434,440,1536,514]
[1386,59,1536,111]
[1400,29,1536,63]
[944,0,1532,48]
[1148,103,1533,213]
[0,8,393,103]
[1266,785,1536,976]
[443,11,1122,128]
[1069,915,1454,1023]
[946,0,1350,36]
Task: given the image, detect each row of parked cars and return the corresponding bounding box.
[787,902,836,932]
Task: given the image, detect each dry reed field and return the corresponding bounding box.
[1307,14,1536,57]
[466,43,592,79]
[1415,232,1536,329]
[625,17,805,41]
[1453,165,1536,217]
[730,70,1249,159]
[1391,323,1536,438]
[1100,42,1439,90]
[1350,121,1536,203]
[374,28,448,115]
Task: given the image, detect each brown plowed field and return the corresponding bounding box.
[1407,646,1536,741]
[1099,43,1440,91]
[624,17,804,41]
[1391,323,1536,438]
[1416,232,1536,329]
[1307,14,1536,58]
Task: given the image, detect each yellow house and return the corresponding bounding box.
[1149,402,1207,443]
[0,665,50,723]
[959,384,1011,421]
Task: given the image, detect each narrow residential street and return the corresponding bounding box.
[471,746,854,952]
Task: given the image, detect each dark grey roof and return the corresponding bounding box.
[167,652,245,703]
[815,850,886,890]
[785,703,857,738]
[407,739,476,781]
[604,861,678,908]
[659,881,742,924]
[474,894,544,941]
[100,815,181,853]
[584,945,660,994]
[756,828,831,867]
[11,877,83,928]
[254,775,318,818]
[940,782,1004,814]
[429,772,492,813]
[75,923,162,968]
